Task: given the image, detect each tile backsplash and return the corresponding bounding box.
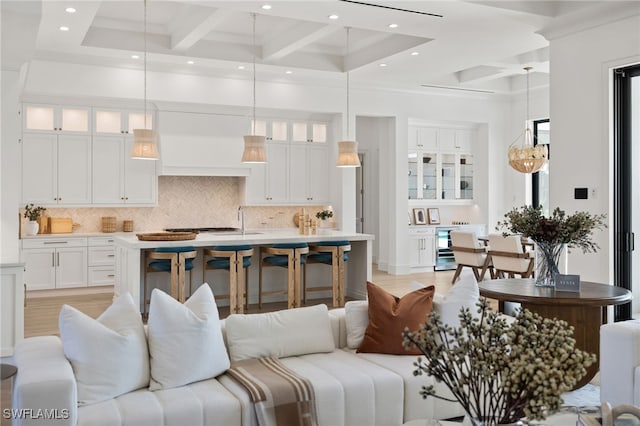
[25,176,325,234]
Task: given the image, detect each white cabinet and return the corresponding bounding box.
[409,227,436,270]
[289,144,329,203]
[21,133,92,205]
[23,103,90,134]
[94,108,153,135]
[291,121,327,143]
[22,238,87,290]
[245,119,330,205]
[92,136,157,205]
[408,151,438,200]
[246,142,289,204]
[88,237,115,287]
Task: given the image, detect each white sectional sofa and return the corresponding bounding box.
[11,278,480,426]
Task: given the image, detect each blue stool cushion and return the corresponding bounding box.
[148,259,195,271]
[307,253,349,264]
[263,255,307,267]
[271,242,308,249]
[207,257,252,269]
[213,245,253,251]
[154,246,196,253]
[313,240,350,247]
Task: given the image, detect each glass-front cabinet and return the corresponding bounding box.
[408,151,474,201]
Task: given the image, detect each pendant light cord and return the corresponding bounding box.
[143,0,148,129]
[346,27,350,139]
[524,66,532,146]
[252,13,257,135]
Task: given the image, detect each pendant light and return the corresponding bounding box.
[507,67,547,173]
[131,0,159,160]
[241,13,267,163]
[336,27,361,168]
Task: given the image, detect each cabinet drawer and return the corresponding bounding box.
[22,237,87,249]
[409,227,436,236]
[88,267,115,287]
[88,246,116,266]
[88,237,115,246]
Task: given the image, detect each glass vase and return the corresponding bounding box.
[533,241,567,287]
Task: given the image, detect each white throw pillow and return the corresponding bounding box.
[147,283,229,390]
[344,300,368,349]
[59,292,149,406]
[225,304,335,362]
[438,270,480,329]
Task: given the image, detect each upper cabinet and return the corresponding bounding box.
[94,108,153,135]
[408,125,475,202]
[245,119,330,205]
[23,104,90,134]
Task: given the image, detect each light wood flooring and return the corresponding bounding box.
[1,267,455,425]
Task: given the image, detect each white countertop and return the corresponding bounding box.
[113,228,375,249]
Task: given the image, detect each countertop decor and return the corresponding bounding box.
[402,298,596,426]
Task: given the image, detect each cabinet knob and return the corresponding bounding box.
[125,197,129,200]
[121,130,125,134]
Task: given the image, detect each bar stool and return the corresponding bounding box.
[305,241,350,307]
[143,246,198,318]
[203,245,254,314]
[258,242,308,309]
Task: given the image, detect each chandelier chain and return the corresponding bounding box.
[143,0,148,129]
[252,13,257,135]
[346,27,350,139]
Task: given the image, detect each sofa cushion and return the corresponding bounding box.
[344,300,368,349]
[225,304,335,362]
[357,282,435,355]
[59,292,149,406]
[147,283,229,390]
[436,269,480,329]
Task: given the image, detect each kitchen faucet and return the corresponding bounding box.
[238,206,245,235]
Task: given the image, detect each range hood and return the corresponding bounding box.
[158,110,252,177]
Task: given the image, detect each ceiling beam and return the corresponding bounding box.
[170,7,232,51]
[262,23,341,61]
[456,65,506,83]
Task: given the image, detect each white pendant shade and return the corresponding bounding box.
[131,129,159,160]
[241,135,266,163]
[336,140,361,167]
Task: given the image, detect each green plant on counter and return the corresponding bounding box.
[315,210,334,221]
[23,204,46,221]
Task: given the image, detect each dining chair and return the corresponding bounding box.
[450,231,492,284]
[487,234,534,279]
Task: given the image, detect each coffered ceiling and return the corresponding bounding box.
[2,1,639,94]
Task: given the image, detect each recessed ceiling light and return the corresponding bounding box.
[388,23,398,28]
[65,7,76,13]
[379,63,387,67]
[285,70,293,74]
[187,60,194,65]
[261,4,272,10]
[411,51,419,56]
[59,26,70,31]
[131,54,140,59]
[238,65,246,70]
[328,14,339,20]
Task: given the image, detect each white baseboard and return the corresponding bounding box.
[27,285,114,299]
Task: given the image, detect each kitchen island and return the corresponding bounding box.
[113,229,374,312]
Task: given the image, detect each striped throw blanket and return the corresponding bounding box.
[226,357,318,426]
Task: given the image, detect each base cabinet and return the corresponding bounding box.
[22,237,88,290]
[409,227,436,270]
[88,237,116,286]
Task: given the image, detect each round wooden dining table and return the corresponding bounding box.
[478,278,632,389]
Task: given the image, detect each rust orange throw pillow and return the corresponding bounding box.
[357,281,435,355]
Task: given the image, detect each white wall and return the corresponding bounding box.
[1,70,21,263]
[547,14,640,284]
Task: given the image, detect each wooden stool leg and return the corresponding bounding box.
[338,247,346,307]
[169,253,179,302]
[143,261,149,318]
[229,252,239,314]
[288,252,296,309]
[244,266,250,311]
[331,248,339,308]
[177,253,186,303]
[258,251,264,309]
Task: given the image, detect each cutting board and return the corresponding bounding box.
[49,217,73,233]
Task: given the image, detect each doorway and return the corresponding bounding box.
[532,119,550,215]
[613,64,639,321]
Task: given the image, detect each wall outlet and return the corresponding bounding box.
[590,188,597,199]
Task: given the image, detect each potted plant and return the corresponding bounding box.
[23,203,46,236]
[402,299,596,426]
[495,205,606,287]
[315,209,334,228]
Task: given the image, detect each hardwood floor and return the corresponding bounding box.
[20,266,455,338]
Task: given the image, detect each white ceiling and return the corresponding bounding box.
[2,1,639,95]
